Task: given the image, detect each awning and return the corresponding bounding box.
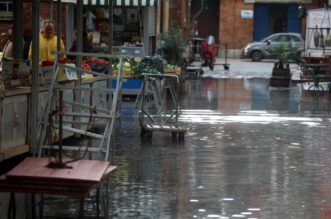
[112,0,157,6]
[54,0,157,6]
[84,0,157,6]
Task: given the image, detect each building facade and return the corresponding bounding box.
[220,0,315,58]
[170,0,326,58]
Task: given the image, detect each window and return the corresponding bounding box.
[0,1,12,12]
[289,35,302,42]
[268,35,287,43]
[0,1,13,20]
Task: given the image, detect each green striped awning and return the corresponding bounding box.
[55,0,157,6]
[82,0,157,6]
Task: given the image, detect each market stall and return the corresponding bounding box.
[300,7,331,91]
[0,0,180,161]
[304,8,331,62]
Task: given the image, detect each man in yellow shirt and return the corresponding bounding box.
[29,20,66,66]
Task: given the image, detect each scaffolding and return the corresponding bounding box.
[37,52,125,162]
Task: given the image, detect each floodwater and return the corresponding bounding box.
[7,77,331,219]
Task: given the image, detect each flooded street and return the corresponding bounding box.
[2,68,331,219]
[107,77,331,219]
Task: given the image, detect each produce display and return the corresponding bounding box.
[112,57,181,78]
[41,56,183,81]
[164,63,181,74]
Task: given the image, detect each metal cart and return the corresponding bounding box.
[137,73,187,140]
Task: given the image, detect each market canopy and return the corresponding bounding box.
[54,0,157,6]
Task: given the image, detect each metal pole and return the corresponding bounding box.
[108,0,113,65]
[58,90,63,164]
[56,0,62,59]
[192,0,204,37]
[30,0,40,156]
[108,0,114,111]
[162,0,169,32]
[12,0,23,59]
[74,0,83,136]
[66,4,74,51]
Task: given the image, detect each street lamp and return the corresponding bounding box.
[192,0,207,37]
[298,3,307,18]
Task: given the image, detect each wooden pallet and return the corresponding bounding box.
[140,123,187,140]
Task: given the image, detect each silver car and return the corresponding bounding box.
[242,33,305,62]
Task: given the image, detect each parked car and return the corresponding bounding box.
[242,33,305,62]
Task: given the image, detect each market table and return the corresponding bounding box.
[300,63,331,91]
[0,157,117,219]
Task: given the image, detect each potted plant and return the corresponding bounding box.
[267,43,303,87]
[159,26,186,66]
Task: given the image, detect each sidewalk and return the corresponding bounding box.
[200,58,301,79]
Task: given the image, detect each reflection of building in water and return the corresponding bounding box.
[300,90,331,114]
[201,77,217,100]
[248,78,269,110]
[325,28,331,47]
[217,79,252,111]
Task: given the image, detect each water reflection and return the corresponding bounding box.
[183,78,331,115]
[43,78,331,218]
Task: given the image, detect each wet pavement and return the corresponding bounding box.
[107,75,331,219]
[3,59,331,219]
[104,59,331,219]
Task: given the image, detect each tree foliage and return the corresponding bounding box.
[266,43,303,66]
[159,27,186,66]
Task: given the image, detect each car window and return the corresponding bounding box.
[268,35,288,43]
[289,35,301,42]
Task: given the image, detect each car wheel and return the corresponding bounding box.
[251,51,262,62]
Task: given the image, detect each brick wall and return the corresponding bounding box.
[0,3,67,36]
[23,3,67,38]
[220,0,253,50]
[169,0,180,27]
[169,0,191,39]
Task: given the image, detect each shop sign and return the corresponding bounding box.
[241,10,253,19]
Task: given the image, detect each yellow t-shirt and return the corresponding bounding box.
[29,33,66,64]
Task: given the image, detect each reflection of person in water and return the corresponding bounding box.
[314,25,320,48]
[319,28,325,48]
[325,28,331,47]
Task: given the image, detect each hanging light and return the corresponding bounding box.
[298,3,307,18]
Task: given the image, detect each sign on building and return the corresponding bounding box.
[241,10,253,19]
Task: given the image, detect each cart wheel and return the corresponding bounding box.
[224,65,229,70]
[171,132,178,139]
[140,128,146,137]
[140,128,152,139]
[203,60,208,67]
[178,132,185,141]
[146,131,153,139]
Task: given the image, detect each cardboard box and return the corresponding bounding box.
[39,64,78,85]
[39,66,54,85]
[58,63,78,82]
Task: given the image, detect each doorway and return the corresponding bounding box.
[269,5,287,33]
[253,3,301,41]
[191,0,220,43]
